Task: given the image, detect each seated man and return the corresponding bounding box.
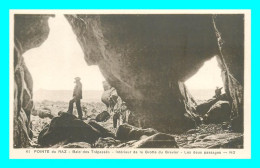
[214,86,223,98]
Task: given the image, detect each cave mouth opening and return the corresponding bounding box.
[184,56,225,102]
[23,14,105,105]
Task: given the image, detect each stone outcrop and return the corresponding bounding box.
[203,101,231,124]
[196,93,228,115]
[63,142,91,148]
[131,133,179,148]
[13,14,53,148]
[65,14,244,133]
[38,109,54,119]
[116,123,158,141]
[95,111,110,122]
[88,120,115,138]
[174,124,243,148]
[38,113,114,147]
[95,137,121,148]
[182,133,243,148]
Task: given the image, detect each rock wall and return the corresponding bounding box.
[65,14,244,133]
[13,14,53,148]
[65,14,222,133]
[213,15,244,132]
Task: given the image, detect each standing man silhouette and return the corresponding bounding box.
[67,77,83,119]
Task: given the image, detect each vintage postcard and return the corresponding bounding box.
[9,10,251,159]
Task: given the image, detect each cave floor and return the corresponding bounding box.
[30,101,243,149]
[31,115,243,149]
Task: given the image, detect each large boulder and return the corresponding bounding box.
[116,123,158,141]
[203,101,231,124]
[38,113,104,147]
[88,120,115,138]
[95,111,110,122]
[196,98,220,116]
[38,109,54,119]
[196,93,228,116]
[131,133,179,148]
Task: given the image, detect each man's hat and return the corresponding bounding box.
[74,77,81,81]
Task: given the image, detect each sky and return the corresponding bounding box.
[23,14,105,91]
[185,56,224,90]
[23,14,223,92]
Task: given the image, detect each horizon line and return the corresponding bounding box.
[35,89,104,91]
